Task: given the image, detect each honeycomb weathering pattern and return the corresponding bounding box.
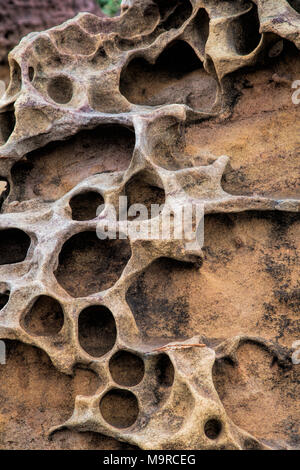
[0,0,299,450]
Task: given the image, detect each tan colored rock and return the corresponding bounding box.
[0,0,299,450]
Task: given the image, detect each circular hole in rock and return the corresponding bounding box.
[70,191,104,221]
[204,418,222,440]
[54,231,131,297]
[78,305,117,357]
[22,295,64,336]
[109,351,144,386]
[0,228,30,265]
[47,75,73,104]
[100,389,139,428]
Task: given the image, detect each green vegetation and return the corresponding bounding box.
[97,0,121,16]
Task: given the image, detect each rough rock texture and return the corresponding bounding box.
[0,0,103,64]
[0,0,299,450]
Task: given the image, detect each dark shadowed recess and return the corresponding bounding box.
[0,178,9,211]
[126,257,197,341]
[78,305,117,357]
[109,350,145,386]
[0,107,16,146]
[154,0,193,30]
[120,40,217,110]
[0,292,9,310]
[11,125,135,202]
[100,388,139,428]
[287,0,300,13]
[204,418,222,440]
[21,295,64,336]
[54,231,131,297]
[228,3,261,55]
[70,191,104,221]
[152,353,175,405]
[0,228,30,265]
[125,170,165,220]
[213,342,300,448]
[47,75,73,104]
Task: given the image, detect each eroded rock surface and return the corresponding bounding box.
[0,0,299,450]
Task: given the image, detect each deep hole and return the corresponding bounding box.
[11,125,135,202]
[0,179,9,210]
[229,4,261,55]
[78,305,117,357]
[100,389,139,428]
[0,229,30,265]
[70,191,104,221]
[204,419,222,439]
[120,40,217,110]
[0,292,9,310]
[28,67,34,82]
[0,107,16,145]
[109,351,144,386]
[55,231,131,297]
[22,295,64,336]
[47,75,73,104]
[126,257,196,340]
[156,353,174,387]
[160,0,193,30]
[194,8,210,51]
[287,0,300,13]
[125,171,165,220]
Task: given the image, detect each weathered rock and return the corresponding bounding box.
[0,0,299,450]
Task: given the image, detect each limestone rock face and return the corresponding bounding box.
[0,0,299,450]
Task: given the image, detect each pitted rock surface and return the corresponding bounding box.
[0,0,299,450]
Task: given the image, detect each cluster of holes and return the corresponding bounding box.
[99,352,175,429]
[70,191,104,221]
[22,295,64,337]
[76,303,141,428]
[0,229,30,265]
[76,302,175,429]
